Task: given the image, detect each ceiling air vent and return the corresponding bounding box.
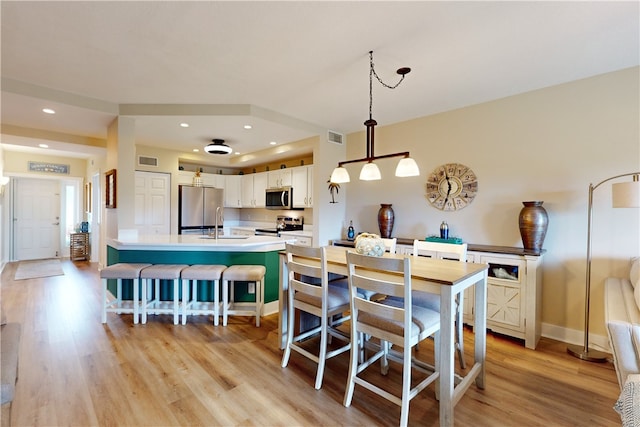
[328,130,344,145]
[138,156,158,167]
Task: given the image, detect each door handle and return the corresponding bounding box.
[52,222,60,225]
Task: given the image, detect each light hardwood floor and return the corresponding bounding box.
[1,259,622,426]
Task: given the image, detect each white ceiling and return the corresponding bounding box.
[1,1,638,167]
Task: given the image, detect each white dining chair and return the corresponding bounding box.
[343,251,440,427]
[411,240,468,369]
[281,244,351,389]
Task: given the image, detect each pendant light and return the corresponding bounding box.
[330,51,419,183]
[205,139,232,155]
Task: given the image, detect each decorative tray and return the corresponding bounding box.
[425,236,464,244]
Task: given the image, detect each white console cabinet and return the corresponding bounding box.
[464,246,544,349]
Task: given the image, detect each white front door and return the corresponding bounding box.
[15,178,61,260]
[135,171,170,235]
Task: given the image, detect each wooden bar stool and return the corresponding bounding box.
[100,263,151,324]
[140,264,189,325]
[222,265,266,327]
[180,264,227,325]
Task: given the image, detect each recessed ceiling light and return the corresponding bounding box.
[42,108,55,114]
[39,144,49,148]
[244,125,252,129]
[180,122,189,128]
[193,148,199,152]
[270,141,277,145]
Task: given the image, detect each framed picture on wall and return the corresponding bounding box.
[84,182,92,213]
[105,169,116,209]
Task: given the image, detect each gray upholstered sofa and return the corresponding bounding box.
[1,306,21,427]
[605,258,640,426]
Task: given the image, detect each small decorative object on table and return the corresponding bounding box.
[347,220,355,241]
[425,236,464,244]
[377,204,394,238]
[518,201,548,252]
[440,221,449,239]
[355,233,385,257]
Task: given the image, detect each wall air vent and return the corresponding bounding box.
[138,156,158,167]
[327,130,344,145]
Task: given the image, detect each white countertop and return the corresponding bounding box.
[107,234,294,252]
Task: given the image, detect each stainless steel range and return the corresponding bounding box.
[254,216,303,236]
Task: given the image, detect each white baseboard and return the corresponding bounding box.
[541,322,611,353]
[262,300,278,317]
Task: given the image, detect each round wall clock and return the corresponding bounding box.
[426,163,478,211]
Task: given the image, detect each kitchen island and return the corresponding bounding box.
[106,234,293,315]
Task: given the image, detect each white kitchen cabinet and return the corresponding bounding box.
[201,173,225,188]
[224,175,242,207]
[268,169,292,188]
[463,247,544,349]
[292,165,313,208]
[241,172,268,207]
[177,171,195,185]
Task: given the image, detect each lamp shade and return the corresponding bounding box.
[395,157,420,177]
[359,162,381,181]
[612,179,640,208]
[330,166,350,183]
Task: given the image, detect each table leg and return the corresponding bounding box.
[279,254,289,350]
[474,271,488,389]
[439,285,455,426]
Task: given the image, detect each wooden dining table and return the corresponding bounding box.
[278,245,489,426]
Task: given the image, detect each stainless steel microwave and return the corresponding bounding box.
[265,187,296,210]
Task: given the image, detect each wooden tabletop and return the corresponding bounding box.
[324,245,488,287]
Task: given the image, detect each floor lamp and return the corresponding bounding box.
[567,172,640,362]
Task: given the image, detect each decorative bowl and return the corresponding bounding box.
[355,233,385,257]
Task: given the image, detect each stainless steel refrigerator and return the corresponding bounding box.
[178,185,224,234]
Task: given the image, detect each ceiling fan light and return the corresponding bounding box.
[204,139,232,155]
[359,162,381,181]
[330,166,350,183]
[395,157,420,177]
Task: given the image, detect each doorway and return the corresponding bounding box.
[12,177,82,261]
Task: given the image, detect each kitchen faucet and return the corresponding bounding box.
[215,206,223,240]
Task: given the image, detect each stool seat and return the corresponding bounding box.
[223,265,266,281]
[181,265,227,325]
[222,265,266,327]
[100,263,151,279]
[141,264,189,325]
[101,263,151,324]
[140,264,186,280]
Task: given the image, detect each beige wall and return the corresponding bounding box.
[3,151,87,177]
[341,67,640,342]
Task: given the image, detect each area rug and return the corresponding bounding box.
[14,259,64,280]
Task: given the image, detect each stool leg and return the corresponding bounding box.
[181,279,188,325]
[222,280,229,326]
[142,278,148,324]
[154,279,160,315]
[213,279,219,326]
[102,278,108,323]
[173,279,179,325]
[116,278,123,314]
[255,279,262,327]
[133,278,140,324]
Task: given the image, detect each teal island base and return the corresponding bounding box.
[106,245,281,314]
